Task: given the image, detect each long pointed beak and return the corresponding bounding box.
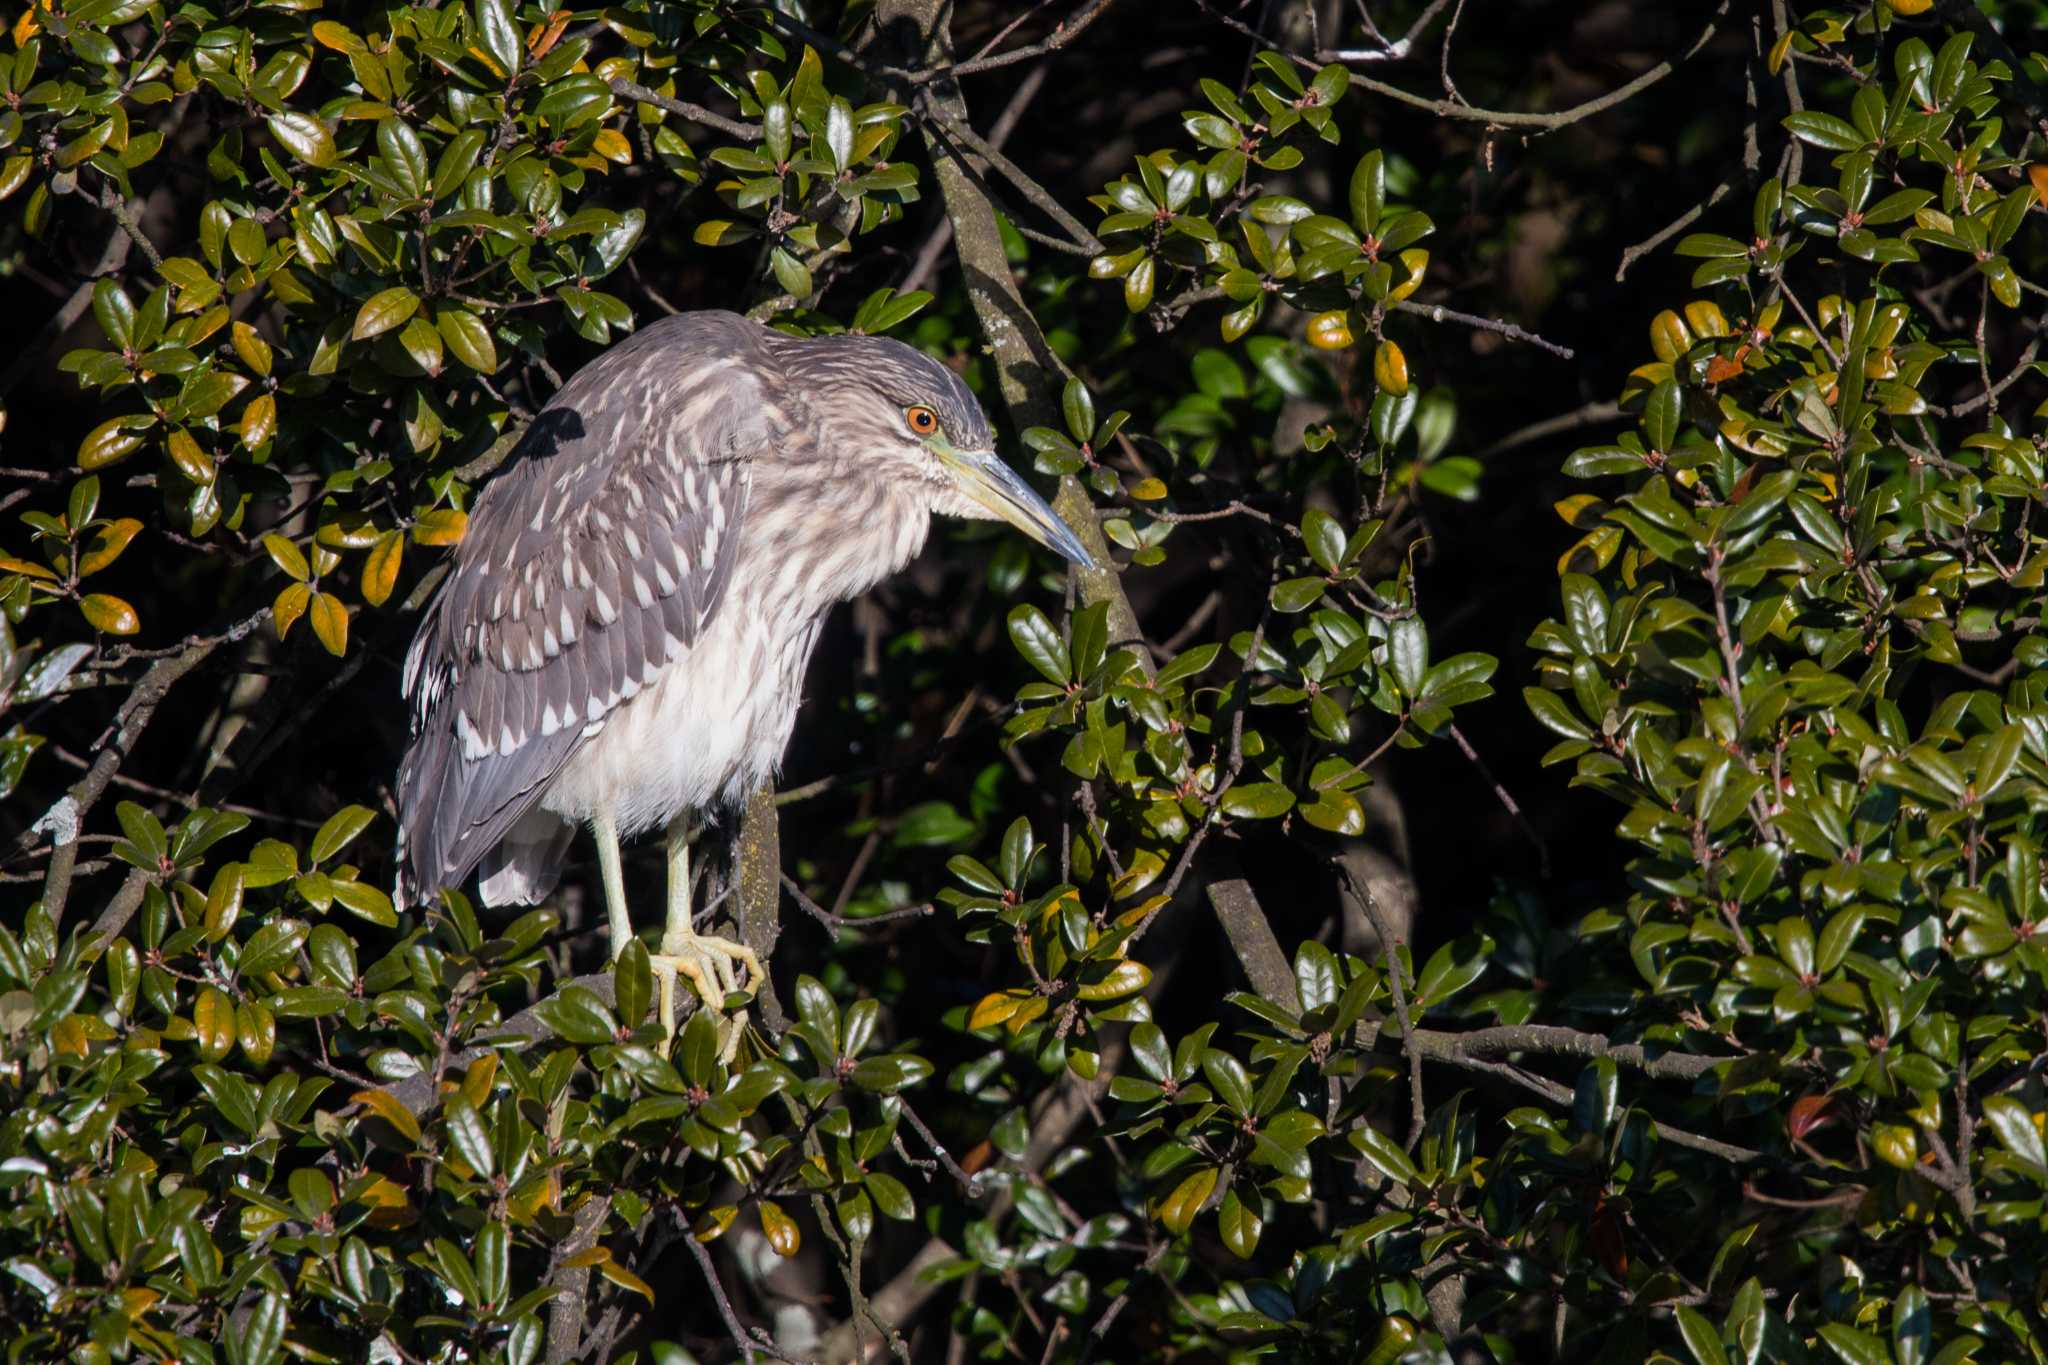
[937,445,1098,569]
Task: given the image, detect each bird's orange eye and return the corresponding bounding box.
[905,405,940,436]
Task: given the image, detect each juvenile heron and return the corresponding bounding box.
[396,310,1093,1038]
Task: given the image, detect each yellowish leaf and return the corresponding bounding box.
[412,508,469,546]
[598,1256,656,1300]
[193,985,236,1061]
[692,1205,737,1243]
[1552,494,1605,529]
[967,989,1031,1031]
[351,1088,423,1143]
[77,518,143,576]
[274,582,312,640]
[0,555,57,581]
[166,429,215,484]
[592,128,632,163]
[1305,309,1353,350]
[1388,247,1429,303]
[263,532,309,580]
[461,1053,498,1109]
[309,591,349,656]
[240,393,277,449]
[362,530,404,606]
[1372,339,1409,395]
[1075,958,1151,1002]
[758,1200,801,1257]
[51,1014,89,1057]
[80,593,140,636]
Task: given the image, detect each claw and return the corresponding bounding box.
[647,935,762,1064]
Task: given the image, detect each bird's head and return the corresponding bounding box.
[786,334,1097,569]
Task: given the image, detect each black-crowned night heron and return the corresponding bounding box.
[395,311,1092,1043]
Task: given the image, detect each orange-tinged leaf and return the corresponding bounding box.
[527,9,572,57]
[591,127,632,163]
[1372,339,1409,395]
[1786,1093,1837,1141]
[2030,165,2048,210]
[412,508,468,546]
[1129,477,1167,501]
[563,1247,612,1269]
[12,7,38,43]
[1590,1197,1628,1277]
[80,593,140,635]
[51,1014,89,1056]
[1704,352,1747,385]
[362,530,404,606]
[309,591,349,656]
[78,518,143,576]
[1883,0,1933,12]
[1306,309,1353,350]
[0,555,56,581]
[274,582,312,639]
[352,1088,423,1143]
[758,1200,801,1257]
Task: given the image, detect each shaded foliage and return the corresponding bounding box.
[6,1,2048,1363]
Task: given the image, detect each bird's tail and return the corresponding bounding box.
[476,809,577,907]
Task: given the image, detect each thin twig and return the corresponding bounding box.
[609,78,762,143]
[1392,299,1574,359]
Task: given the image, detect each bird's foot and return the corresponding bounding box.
[649,934,763,1064]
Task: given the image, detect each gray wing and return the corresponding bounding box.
[396,313,773,907]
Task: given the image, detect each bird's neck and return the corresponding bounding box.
[743,462,932,621]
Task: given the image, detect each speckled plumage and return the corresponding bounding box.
[394,310,1005,910]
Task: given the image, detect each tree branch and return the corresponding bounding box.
[1339,1,1729,133]
[609,77,762,143]
[876,0,1145,669]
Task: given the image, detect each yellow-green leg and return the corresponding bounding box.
[647,814,762,1058]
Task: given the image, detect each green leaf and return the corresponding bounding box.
[443,1094,496,1178]
[353,287,420,341]
[1218,782,1294,819]
[1982,1094,2047,1170]
[474,0,520,76]
[1676,1306,1730,1365]
[436,307,497,372]
[1817,1324,1892,1365]
[310,805,378,865]
[266,112,335,167]
[1007,604,1071,684]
